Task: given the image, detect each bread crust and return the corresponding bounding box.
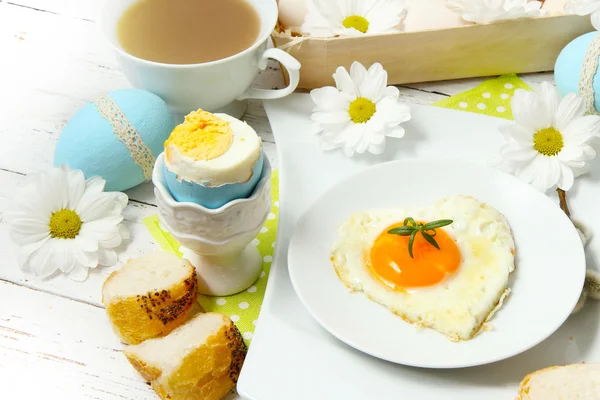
[515,365,576,400]
[124,314,247,400]
[103,260,198,345]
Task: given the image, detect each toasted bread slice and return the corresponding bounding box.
[102,251,198,344]
[516,363,600,399]
[124,313,246,400]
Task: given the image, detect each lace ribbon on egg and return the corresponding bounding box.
[93,94,156,181]
[578,32,600,115]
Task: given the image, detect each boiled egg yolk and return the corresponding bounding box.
[164,109,234,162]
[368,222,460,289]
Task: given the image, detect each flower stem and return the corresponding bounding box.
[557,188,571,218]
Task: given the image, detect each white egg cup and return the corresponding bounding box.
[153,153,272,296]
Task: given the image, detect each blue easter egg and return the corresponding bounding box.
[54,89,175,192]
[555,32,600,112]
[164,152,264,209]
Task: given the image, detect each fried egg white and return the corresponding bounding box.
[331,195,515,341]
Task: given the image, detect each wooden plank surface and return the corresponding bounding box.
[0,0,557,398]
[0,279,153,398]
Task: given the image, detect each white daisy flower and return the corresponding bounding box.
[301,0,407,37]
[494,82,600,192]
[566,0,600,30]
[446,0,545,24]
[310,61,411,157]
[6,165,129,281]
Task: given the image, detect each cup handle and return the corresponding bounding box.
[237,48,301,101]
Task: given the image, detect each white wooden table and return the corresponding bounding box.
[0,0,555,398]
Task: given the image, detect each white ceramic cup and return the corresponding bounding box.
[100,0,300,117]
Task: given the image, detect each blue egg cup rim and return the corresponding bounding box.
[153,151,272,214]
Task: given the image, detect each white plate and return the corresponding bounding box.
[287,159,586,368]
[238,94,600,400]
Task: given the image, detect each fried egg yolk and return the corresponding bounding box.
[368,222,461,289]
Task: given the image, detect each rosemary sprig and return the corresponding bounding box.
[388,217,453,258]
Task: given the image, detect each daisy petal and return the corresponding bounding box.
[538,82,562,118]
[97,248,118,267]
[349,62,367,88]
[366,10,406,32]
[65,168,86,209]
[383,86,400,98]
[320,137,342,151]
[562,115,600,145]
[530,156,554,191]
[499,123,534,145]
[333,66,358,97]
[355,132,372,154]
[368,138,387,155]
[359,63,387,102]
[544,157,561,190]
[559,163,575,191]
[118,224,130,240]
[80,219,123,248]
[500,144,537,162]
[58,241,78,273]
[74,234,99,252]
[8,216,49,237]
[28,239,61,279]
[16,236,50,269]
[112,193,129,214]
[512,89,553,132]
[77,192,117,222]
[559,146,585,163]
[311,86,350,112]
[374,97,411,127]
[386,126,406,138]
[369,131,385,145]
[517,155,544,186]
[9,186,52,222]
[76,248,98,269]
[345,123,366,149]
[66,264,89,281]
[311,110,350,125]
[10,229,50,246]
[39,168,68,212]
[85,176,107,195]
[554,93,586,131]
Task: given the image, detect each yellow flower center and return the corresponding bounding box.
[342,15,370,33]
[348,97,376,124]
[49,209,82,239]
[533,127,564,156]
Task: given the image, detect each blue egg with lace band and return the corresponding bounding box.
[555,32,600,113]
[54,89,175,191]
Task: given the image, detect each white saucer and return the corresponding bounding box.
[288,159,586,369]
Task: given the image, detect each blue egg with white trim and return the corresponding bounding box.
[54,89,175,192]
[555,32,600,113]
[164,152,264,209]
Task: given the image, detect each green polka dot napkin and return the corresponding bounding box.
[143,170,279,347]
[434,74,531,119]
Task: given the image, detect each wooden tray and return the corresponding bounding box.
[273,14,593,89]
